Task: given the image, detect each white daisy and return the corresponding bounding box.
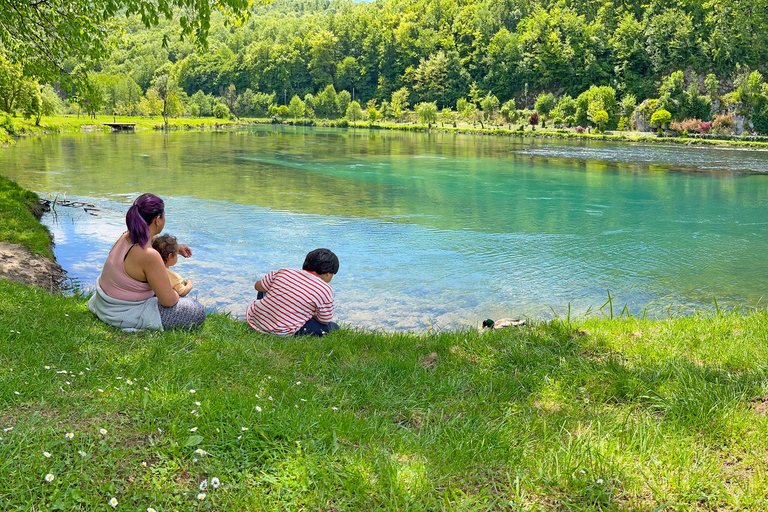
[211,477,220,489]
[147,508,157,512]
[194,448,206,456]
[255,406,262,412]
[78,450,87,457]
[199,479,208,491]
[197,493,206,500]
[43,451,51,458]
[45,366,51,370]
[65,432,74,439]
[194,401,201,406]
[45,473,54,482]
[100,428,107,435]
[189,427,198,432]
[189,389,196,394]
[241,426,248,431]
[596,478,604,485]
[109,497,118,507]
[98,389,104,393]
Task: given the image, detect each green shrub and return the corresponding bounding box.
[213,103,230,119]
[650,109,672,127]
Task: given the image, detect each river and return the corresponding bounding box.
[2,125,767,330]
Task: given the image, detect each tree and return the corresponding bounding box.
[213,103,230,119]
[0,0,262,83]
[500,99,516,123]
[288,95,305,119]
[366,99,379,122]
[34,84,63,125]
[650,109,671,128]
[336,90,351,117]
[151,73,184,125]
[592,110,608,132]
[0,55,26,114]
[390,88,410,122]
[480,94,500,124]
[190,91,213,116]
[415,102,437,127]
[346,101,362,123]
[534,93,556,116]
[222,84,239,119]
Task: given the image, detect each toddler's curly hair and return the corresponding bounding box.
[152,234,178,263]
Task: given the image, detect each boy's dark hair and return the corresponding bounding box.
[303,248,339,275]
[151,234,178,263]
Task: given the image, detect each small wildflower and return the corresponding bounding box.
[157,428,162,433]
[190,410,197,415]
[295,404,298,408]
[189,389,196,394]
[596,478,604,485]
[78,450,87,457]
[98,389,104,393]
[300,399,306,402]
[43,451,51,458]
[241,426,248,431]
[254,394,260,398]
[197,493,206,501]
[100,428,107,435]
[144,387,149,391]
[3,427,13,432]
[216,428,220,433]
[126,380,133,385]
[193,457,198,463]
[147,508,157,512]
[194,448,206,456]
[79,371,84,376]
[331,407,339,411]
[195,401,201,406]
[268,396,273,401]
[57,370,67,374]
[45,473,54,482]
[296,381,301,385]
[211,477,220,489]
[45,365,51,370]
[65,381,70,385]
[141,461,147,467]
[584,398,590,404]
[65,432,74,439]
[86,367,90,371]
[189,427,198,432]
[579,470,586,475]
[255,406,262,412]
[199,479,208,491]
[109,497,118,508]
[237,435,242,440]
[116,377,122,380]
[13,391,20,395]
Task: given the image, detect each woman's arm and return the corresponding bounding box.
[143,250,180,307]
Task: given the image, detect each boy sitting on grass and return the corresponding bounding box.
[151,234,193,297]
[246,248,340,337]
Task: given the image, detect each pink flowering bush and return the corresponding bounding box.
[575,126,585,133]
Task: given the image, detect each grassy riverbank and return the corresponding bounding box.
[5,114,768,151]
[2,281,768,510]
[0,176,53,258]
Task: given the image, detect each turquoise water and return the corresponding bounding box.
[2,125,767,330]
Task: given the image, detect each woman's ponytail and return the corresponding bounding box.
[126,193,164,247]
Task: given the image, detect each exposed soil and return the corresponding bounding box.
[0,241,65,292]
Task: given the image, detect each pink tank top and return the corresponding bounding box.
[98,237,155,301]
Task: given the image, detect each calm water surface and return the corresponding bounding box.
[2,126,767,330]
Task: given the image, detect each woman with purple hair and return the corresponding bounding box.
[88,193,206,331]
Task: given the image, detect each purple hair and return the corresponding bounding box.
[126,193,164,247]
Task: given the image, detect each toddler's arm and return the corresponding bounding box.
[179,279,193,297]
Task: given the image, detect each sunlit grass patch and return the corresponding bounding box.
[3,280,768,509]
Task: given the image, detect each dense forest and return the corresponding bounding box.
[2,0,768,133]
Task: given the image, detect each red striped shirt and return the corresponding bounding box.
[245,268,334,335]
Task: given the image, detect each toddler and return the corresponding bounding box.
[152,234,193,297]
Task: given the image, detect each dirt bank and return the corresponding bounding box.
[0,242,65,292]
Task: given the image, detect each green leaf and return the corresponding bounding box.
[185,435,204,447]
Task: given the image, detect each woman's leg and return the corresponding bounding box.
[158,297,206,329]
[294,318,339,337]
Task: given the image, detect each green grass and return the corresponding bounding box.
[2,280,768,510]
[0,176,53,258]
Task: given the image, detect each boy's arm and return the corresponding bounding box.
[314,293,335,325]
[254,269,277,293]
